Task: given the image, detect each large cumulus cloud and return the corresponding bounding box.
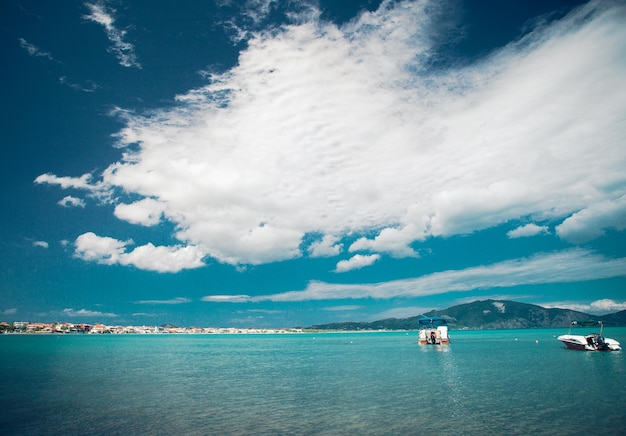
[37,0,626,272]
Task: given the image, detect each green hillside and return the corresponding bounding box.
[308,300,626,330]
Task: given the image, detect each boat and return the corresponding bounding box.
[557,320,621,351]
[418,316,450,345]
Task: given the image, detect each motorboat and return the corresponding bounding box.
[557,320,621,351]
[418,316,450,345]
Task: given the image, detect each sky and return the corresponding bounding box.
[1,0,626,328]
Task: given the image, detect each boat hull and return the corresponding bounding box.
[557,334,621,351]
[558,335,590,351]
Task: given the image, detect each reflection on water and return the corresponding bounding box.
[418,343,451,353]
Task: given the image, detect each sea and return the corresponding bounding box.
[1,328,625,436]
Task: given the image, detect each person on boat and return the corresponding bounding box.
[430,331,436,344]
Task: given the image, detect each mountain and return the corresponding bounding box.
[308,300,626,330]
[599,309,626,326]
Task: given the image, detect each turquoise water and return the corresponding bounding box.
[1,329,625,435]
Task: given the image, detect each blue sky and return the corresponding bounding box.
[1,0,625,328]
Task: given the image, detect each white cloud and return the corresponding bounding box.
[135,297,191,305]
[2,308,17,316]
[556,195,626,243]
[588,299,626,314]
[18,38,55,61]
[323,305,363,312]
[251,248,626,302]
[334,254,381,273]
[350,225,420,258]
[242,309,283,315]
[114,198,166,226]
[33,240,49,249]
[40,1,626,268]
[58,196,86,208]
[216,0,318,43]
[121,243,205,272]
[507,223,549,239]
[75,232,128,264]
[74,232,204,272]
[308,235,342,257]
[59,76,99,93]
[201,295,252,303]
[545,298,626,315]
[35,173,95,190]
[62,308,118,317]
[83,1,141,68]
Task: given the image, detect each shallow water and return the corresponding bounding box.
[1,329,625,435]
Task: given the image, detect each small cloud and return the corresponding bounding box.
[120,243,205,272]
[244,309,283,315]
[62,308,118,318]
[58,196,86,208]
[18,38,56,62]
[59,76,99,92]
[74,232,128,265]
[134,297,191,305]
[349,225,420,258]
[323,305,363,311]
[546,298,626,315]
[35,173,96,190]
[83,1,141,68]
[308,235,342,257]
[507,223,549,239]
[33,241,49,249]
[334,254,381,273]
[74,232,205,273]
[114,198,166,226]
[556,195,626,244]
[201,295,251,303]
[589,299,626,313]
[2,308,17,316]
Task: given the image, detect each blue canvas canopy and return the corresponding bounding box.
[418,316,447,326]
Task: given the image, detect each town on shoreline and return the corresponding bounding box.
[0,321,307,335]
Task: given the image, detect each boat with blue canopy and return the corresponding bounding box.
[418,316,450,345]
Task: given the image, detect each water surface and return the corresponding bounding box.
[1,329,625,435]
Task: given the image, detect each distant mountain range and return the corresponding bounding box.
[307,300,626,330]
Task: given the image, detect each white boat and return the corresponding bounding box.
[418,316,450,345]
[557,320,621,351]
